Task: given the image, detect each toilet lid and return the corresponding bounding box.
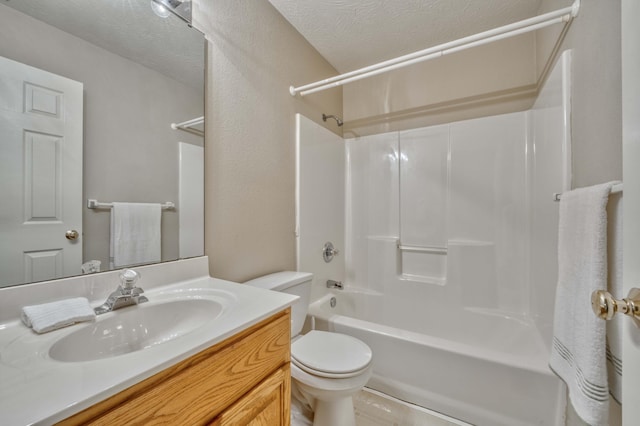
[291,331,372,378]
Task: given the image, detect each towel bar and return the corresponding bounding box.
[87,199,175,210]
[553,183,623,201]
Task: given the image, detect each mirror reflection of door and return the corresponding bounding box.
[0,55,83,288]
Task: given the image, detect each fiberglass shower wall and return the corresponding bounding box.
[345,51,570,345]
[293,52,569,348]
[346,113,528,314]
[296,115,346,303]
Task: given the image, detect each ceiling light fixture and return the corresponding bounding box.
[150,0,192,24]
[150,0,171,18]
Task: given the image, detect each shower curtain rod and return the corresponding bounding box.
[171,116,204,137]
[289,0,580,97]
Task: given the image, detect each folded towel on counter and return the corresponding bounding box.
[549,181,619,426]
[21,297,96,334]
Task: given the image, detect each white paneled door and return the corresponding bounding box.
[0,56,83,287]
[622,0,640,423]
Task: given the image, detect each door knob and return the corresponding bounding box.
[65,230,79,241]
[591,288,640,327]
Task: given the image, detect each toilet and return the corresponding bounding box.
[245,271,372,426]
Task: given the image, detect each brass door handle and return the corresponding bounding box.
[591,288,640,327]
[65,230,79,241]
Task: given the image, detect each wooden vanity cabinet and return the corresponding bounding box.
[58,308,291,426]
[210,365,290,425]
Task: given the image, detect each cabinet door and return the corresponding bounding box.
[211,365,291,426]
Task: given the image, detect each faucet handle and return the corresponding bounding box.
[323,242,339,263]
[119,269,140,290]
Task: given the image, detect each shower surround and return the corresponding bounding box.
[296,52,572,426]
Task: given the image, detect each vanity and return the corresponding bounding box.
[0,257,296,425]
[0,2,296,423]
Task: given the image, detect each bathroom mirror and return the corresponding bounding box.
[0,0,205,288]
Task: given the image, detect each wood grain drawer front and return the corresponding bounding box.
[60,310,291,426]
[210,364,291,426]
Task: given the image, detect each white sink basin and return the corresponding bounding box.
[49,298,224,362]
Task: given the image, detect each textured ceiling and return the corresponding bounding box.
[269,0,545,73]
[2,0,204,91]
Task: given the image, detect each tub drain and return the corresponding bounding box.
[330,297,337,308]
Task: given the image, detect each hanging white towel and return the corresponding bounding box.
[549,181,619,426]
[110,202,161,268]
[605,190,623,403]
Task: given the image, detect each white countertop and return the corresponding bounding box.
[0,275,296,426]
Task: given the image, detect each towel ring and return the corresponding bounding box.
[591,288,640,327]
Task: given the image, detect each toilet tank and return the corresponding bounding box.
[244,271,312,338]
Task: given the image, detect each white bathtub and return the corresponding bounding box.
[308,291,565,426]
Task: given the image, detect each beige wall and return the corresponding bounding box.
[193,0,342,282]
[342,33,538,137]
[0,5,203,272]
[536,0,622,189]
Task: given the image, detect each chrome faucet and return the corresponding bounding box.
[326,280,344,290]
[94,269,148,315]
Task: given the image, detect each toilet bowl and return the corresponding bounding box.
[290,330,372,426]
[244,272,373,426]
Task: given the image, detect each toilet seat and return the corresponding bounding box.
[291,330,372,379]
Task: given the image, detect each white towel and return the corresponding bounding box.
[110,202,161,268]
[549,181,618,426]
[606,190,623,403]
[21,297,96,334]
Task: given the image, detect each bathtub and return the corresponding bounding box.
[308,291,565,426]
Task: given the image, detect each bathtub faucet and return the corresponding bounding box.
[326,280,343,290]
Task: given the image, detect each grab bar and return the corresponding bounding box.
[87,199,175,210]
[397,243,447,254]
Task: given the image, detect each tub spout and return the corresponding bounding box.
[326,280,343,290]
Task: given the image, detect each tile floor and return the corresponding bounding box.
[291,388,469,426]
